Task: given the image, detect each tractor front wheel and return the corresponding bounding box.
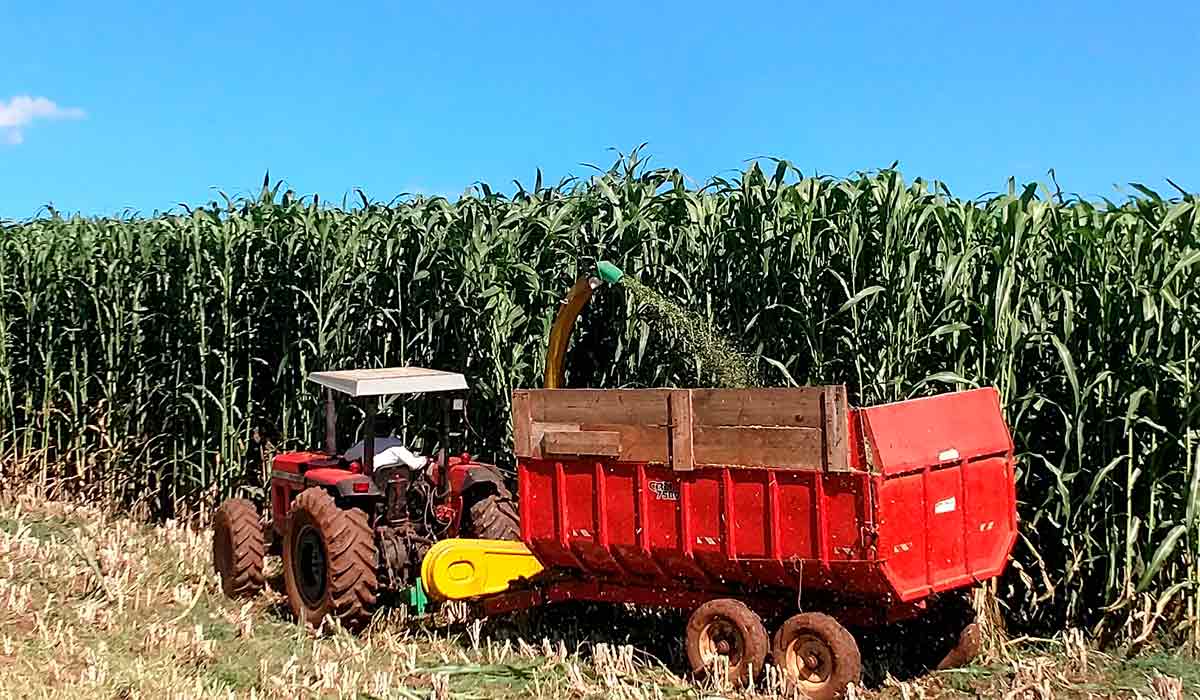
[685,598,769,687]
[282,488,378,631]
[212,498,265,599]
[772,612,861,700]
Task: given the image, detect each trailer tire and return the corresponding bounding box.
[212,498,265,599]
[930,591,981,670]
[283,488,378,631]
[685,598,768,687]
[772,612,861,700]
[936,622,981,670]
[463,491,520,541]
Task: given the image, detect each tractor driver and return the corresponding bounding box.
[343,434,430,472]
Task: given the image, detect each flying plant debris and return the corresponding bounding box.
[597,261,759,388]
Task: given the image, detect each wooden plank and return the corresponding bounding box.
[691,388,826,428]
[527,421,580,459]
[530,389,669,425]
[669,389,695,472]
[528,422,669,463]
[693,426,824,469]
[578,424,667,463]
[823,385,850,472]
[541,430,621,458]
[511,390,534,458]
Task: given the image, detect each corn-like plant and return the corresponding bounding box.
[1,154,1197,645]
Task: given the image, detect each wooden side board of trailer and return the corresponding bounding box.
[511,387,852,472]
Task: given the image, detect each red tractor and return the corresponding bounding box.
[212,367,519,629]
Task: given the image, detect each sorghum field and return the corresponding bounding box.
[1,152,1198,694]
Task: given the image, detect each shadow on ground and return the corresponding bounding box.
[451,598,974,689]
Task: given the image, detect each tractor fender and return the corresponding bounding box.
[331,475,383,499]
[460,465,512,499]
[302,468,383,499]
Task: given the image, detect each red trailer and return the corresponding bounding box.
[469,385,1016,698]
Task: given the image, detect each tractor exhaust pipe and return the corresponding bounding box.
[324,389,337,455]
[363,399,376,476]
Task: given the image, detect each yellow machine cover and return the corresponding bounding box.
[421,538,544,601]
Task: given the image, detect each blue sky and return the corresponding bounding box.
[2,1,1198,218]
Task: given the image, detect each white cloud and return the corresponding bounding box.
[0,95,86,145]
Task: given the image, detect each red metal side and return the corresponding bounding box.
[518,460,892,598]
[269,451,341,534]
[861,387,1018,601]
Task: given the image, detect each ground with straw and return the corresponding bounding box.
[0,489,1194,699]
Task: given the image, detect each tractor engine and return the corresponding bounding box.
[372,463,435,587]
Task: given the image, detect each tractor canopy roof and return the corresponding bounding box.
[308,367,468,397]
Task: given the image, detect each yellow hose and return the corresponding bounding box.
[543,276,600,388]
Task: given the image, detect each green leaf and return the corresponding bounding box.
[1124,387,1151,434]
[1136,524,1188,593]
[1188,442,1200,528]
[1130,183,1163,201]
[837,285,885,314]
[1158,201,1194,233]
[1164,248,1200,286]
[909,371,978,396]
[1049,335,1079,411]
[1082,455,1125,508]
[923,322,969,342]
[761,357,799,387]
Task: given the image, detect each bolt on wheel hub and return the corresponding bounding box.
[699,618,744,664]
[787,634,833,686]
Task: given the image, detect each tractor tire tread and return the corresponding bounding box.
[466,494,520,541]
[284,488,378,631]
[213,498,265,599]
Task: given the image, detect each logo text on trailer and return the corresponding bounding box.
[648,480,679,501]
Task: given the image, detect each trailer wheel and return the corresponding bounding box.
[772,612,861,700]
[685,598,768,687]
[936,622,981,670]
[212,498,265,598]
[282,488,378,631]
[930,591,982,670]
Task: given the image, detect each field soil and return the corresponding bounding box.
[0,490,1194,699]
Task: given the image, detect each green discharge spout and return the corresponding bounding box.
[596,261,624,285]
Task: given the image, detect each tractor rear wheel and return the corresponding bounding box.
[463,491,520,541]
[685,598,769,687]
[212,498,265,599]
[282,488,378,631]
[772,612,861,700]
